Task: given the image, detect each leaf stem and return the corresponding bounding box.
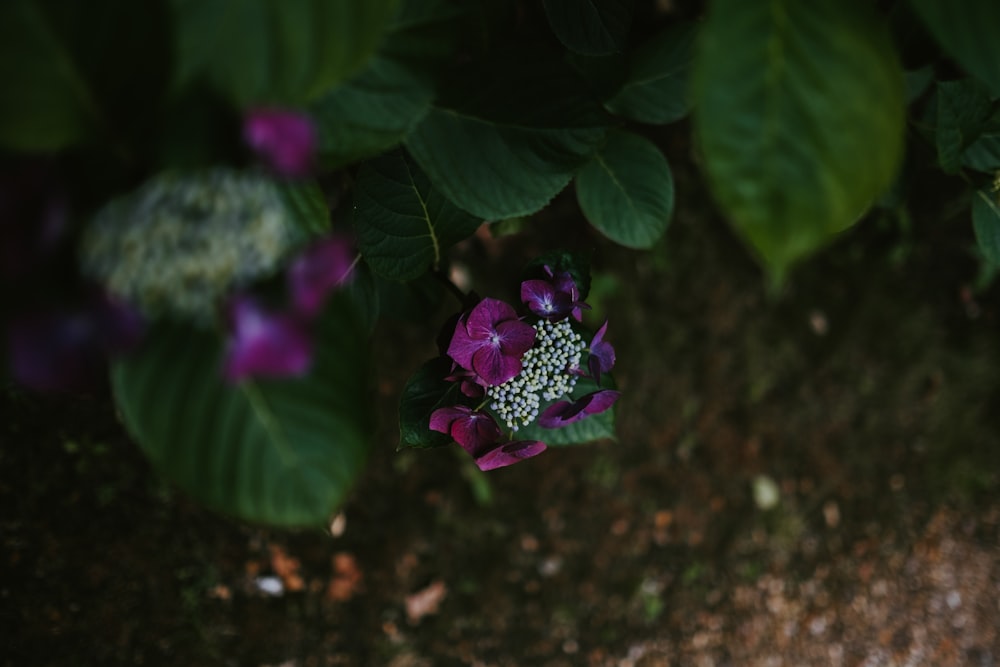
[432,269,467,305]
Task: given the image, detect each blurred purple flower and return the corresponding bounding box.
[474,440,547,471]
[7,294,145,392]
[287,234,355,318]
[244,108,317,178]
[444,367,486,398]
[447,298,535,386]
[8,311,103,392]
[224,295,312,382]
[537,389,620,428]
[587,320,615,381]
[429,405,501,457]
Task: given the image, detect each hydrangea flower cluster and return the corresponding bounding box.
[80,169,300,322]
[430,267,619,471]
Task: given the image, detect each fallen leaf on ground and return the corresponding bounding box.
[405,580,447,624]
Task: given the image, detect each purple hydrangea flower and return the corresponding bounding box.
[287,234,355,318]
[473,440,547,471]
[244,108,318,178]
[537,389,620,429]
[522,266,590,321]
[224,295,312,382]
[446,298,536,386]
[429,405,546,471]
[587,320,616,381]
[429,405,501,456]
[520,279,575,320]
[8,310,104,392]
[7,294,145,392]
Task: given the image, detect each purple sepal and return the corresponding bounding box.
[520,279,573,320]
[429,405,501,457]
[224,295,313,382]
[474,440,547,471]
[287,234,355,318]
[587,320,616,381]
[446,298,536,386]
[537,389,620,428]
[244,108,318,178]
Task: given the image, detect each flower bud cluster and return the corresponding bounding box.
[81,169,299,322]
[487,318,584,431]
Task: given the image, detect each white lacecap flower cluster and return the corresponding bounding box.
[487,319,585,431]
[80,168,300,322]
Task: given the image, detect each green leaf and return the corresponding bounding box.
[111,292,372,526]
[312,58,432,168]
[575,129,674,248]
[692,0,905,279]
[275,179,331,238]
[542,0,633,56]
[911,0,1000,99]
[399,357,466,450]
[405,52,610,219]
[972,187,1000,265]
[514,375,617,446]
[310,0,463,167]
[354,150,483,281]
[935,79,992,173]
[605,22,698,124]
[170,0,399,105]
[962,112,1000,173]
[0,1,98,150]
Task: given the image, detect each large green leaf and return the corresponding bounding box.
[0,1,98,150]
[605,22,698,125]
[312,58,432,168]
[972,187,1000,265]
[542,0,633,56]
[171,0,398,105]
[354,150,483,281]
[693,0,905,279]
[111,293,372,526]
[311,0,463,167]
[935,79,992,173]
[405,53,610,219]
[911,0,1000,99]
[575,129,674,248]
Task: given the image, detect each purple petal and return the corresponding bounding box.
[538,390,620,428]
[450,411,501,456]
[224,296,313,382]
[244,108,317,178]
[429,405,472,434]
[588,320,615,378]
[288,235,356,318]
[446,314,483,371]
[471,344,522,386]
[474,440,547,471]
[465,298,517,339]
[495,318,536,358]
[430,406,501,457]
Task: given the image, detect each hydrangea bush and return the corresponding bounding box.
[3,0,1000,526]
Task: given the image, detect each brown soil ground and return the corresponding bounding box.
[3,134,1000,666]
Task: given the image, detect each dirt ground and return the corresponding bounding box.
[3,134,1000,666]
